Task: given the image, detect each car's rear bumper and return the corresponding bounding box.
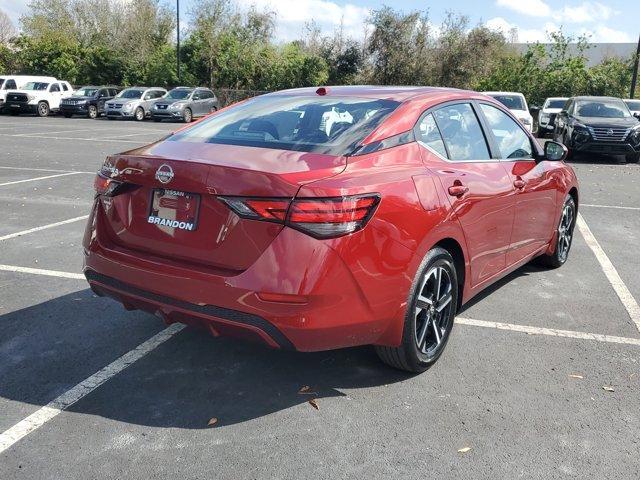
[83,200,411,351]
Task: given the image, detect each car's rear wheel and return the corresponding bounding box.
[134,107,145,121]
[375,247,457,373]
[37,101,50,117]
[88,105,98,119]
[183,108,192,123]
[536,195,576,268]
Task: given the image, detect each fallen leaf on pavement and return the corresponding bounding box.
[298,385,317,395]
[602,386,615,392]
[458,447,471,453]
[569,374,584,379]
[207,417,218,427]
[308,399,319,410]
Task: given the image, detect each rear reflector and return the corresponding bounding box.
[219,194,380,239]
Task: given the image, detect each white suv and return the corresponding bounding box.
[538,97,568,138]
[5,79,74,116]
[483,91,534,132]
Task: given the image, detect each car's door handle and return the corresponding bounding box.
[448,184,469,197]
[514,179,526,189]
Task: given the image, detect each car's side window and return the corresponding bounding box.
[6,79,16,89]
[417,113,448,158]
[432,103,490,161]
[50,83,60,92]
[62,83,69,91]
[479,104,533,160]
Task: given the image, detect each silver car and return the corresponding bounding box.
[151,87,219,122]
[105,87,167,121]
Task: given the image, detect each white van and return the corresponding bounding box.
[0,75,58,112]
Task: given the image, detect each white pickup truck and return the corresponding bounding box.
[4,78,74,116]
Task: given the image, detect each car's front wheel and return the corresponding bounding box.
[37,101,50,117]
[183,108,192,123]
[536,195,576,268]
[375,247,457,373]
[88,105,98,119]
[134,107,145,121]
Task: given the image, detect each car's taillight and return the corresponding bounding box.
[219,194,380,239]
[94,173,123,196]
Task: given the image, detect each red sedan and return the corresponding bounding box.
[83,86,578,372]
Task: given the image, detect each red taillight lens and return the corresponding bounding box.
[94,173,123,196]
[219,194,380,239]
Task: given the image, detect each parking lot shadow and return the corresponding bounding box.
[0,290,411,429]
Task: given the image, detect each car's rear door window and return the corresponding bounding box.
[170,95,400,155]
[432,103,490,161]
[417,113,448,158]
[479,104,533,159]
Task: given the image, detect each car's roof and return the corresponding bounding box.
[266,85,465,102]
[545,97,568,100]
[483,91,526,97]
[571,96,623,101]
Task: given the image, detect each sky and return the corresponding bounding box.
[1,0,638,44]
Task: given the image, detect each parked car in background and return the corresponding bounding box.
[538,97,568,137]
[84,86,578,373]
[554,96,640,163]
[151,87,218,122]
[1,75,58,113]
[60,86,120,119]
[105,87,166,121]
[483,91,534,132]
[5,79,73,116]
[623,99,640,119]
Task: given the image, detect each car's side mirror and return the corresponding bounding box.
[544,141,567,161]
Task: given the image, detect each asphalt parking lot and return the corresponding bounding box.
[0,115,639,479]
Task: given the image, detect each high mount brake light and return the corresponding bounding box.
[219,194,381,239]
[94,173,123,196]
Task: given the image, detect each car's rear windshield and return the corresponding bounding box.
[165,89,192,100]
[169,95,400,155]
[546,99,566,109]
[117,89,144,99]
[490,95,526,110]
[625,100,640,111]
[576,99,631,118]
[74,87,98,97]
[23,82,49,91]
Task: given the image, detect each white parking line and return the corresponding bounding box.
[11,128,108,137]
[0,323,185,455]
[456,317,640,347]
[0,264,85,280]
[0,135,145,144]
[581,204,640,211]
[0,215,89,241]
[0,166,94,174]
[576,213,640,332]
[0,172,82,187]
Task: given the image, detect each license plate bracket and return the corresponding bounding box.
[148,189,200,231]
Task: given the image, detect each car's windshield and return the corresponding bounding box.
[74,87,98,97]
[117,89,144,99]
[625,100,640,111]
[23,82,49,91]
[169,95,400,155]
[546,99,567,109]
[165,89,192,100]
[575,99,631,118]
[490,94,526,110]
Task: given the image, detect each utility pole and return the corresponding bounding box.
[631,33,640,99]
[176,0,181,85]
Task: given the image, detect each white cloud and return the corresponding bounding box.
[495,0,551,18]
[583,25,634,42]
[556,2,616,23]
[238,0,369,41]
[486,17,559,43]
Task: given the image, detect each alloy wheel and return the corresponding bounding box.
[414,265,454,357]
[557,202,574,262]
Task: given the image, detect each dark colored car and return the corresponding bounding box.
[60,86,120,119]
[84,86,578,372]
[151,87,218,122]
[554,96,640,163]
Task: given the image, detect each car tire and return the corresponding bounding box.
[134,107,145,121]
[37,101,50,117]
[375,247,458,373]
[88,105,98,119]
[183,108,192,123]
[535,195,576,269]
[625,153,639,163]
